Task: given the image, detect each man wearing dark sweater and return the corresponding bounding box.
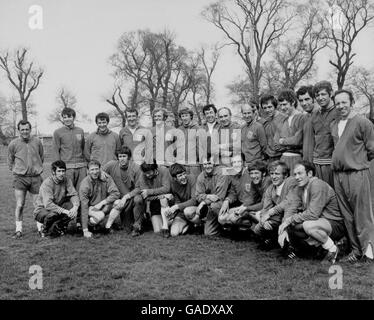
[331,89,374,263]
[102,146,144,236]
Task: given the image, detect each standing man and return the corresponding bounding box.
[241,104,267,167]
[310,81,337,187]
[79,160,120,238]
[53,107,86,190]
[177,107,201,177]
[331,89,374,263]
[296,86,319,163]
[217,107,241,166]
[8,120,44,239]
[119,108,146,164]
[85,112,121,166]
[33,160,80,237]
[200,104,220,163]
[259,94,286,162]
[274,89,306,175]
[102,146,144,236]
[195,154,230,236]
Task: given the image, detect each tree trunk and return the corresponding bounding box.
[370,98,374,124]
[0,126,8,145]
[21,98,28,121]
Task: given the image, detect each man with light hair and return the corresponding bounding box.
[79,160,120,238]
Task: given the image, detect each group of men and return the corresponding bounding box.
[7,80,374,265]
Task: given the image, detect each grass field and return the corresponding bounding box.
[0,163,373,300]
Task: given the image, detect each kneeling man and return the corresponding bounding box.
[79,160,120,238]
[278,160,345,263]
[34,160,80,237]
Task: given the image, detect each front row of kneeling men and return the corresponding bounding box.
[34,147,354,264]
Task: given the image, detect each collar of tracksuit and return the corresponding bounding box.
[52,175,65,185]
[96,128,111,135]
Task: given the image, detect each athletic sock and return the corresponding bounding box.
[15,221,22,233]
[36,222,43,232]
[365,244,374,259]
[322,237,336,252]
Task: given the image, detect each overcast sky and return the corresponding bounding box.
[0,0,373,134]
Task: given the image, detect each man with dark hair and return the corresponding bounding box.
[195,154,229,236]
[241,104,267,166]
[219,157,271,229]
[177,107,201,177]
[309,80,337,187]
[53,107,86,189]
[85,112,121,166]
[331,89,374,263]
[253,161,298,250]
[119,108,146,164]
[159,163,198,236]
[274,89,306,174]
[33,160,80,238]
[200,104,220,162]
[217,107,241,166]
[259,94,287,162]
[102,146,144,236]
[135,160,171,236]
[296,85,319,163]
[8,120,44,239]
[79,160,120,238]
[278,160,345,263]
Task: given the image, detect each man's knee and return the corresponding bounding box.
[210,202,222,215]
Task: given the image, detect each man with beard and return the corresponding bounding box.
[259,94,286,162]
[161,163,198,236]
[309,81,337,187]
[195,154,229,236]
[8,120,44,239]
[241,104,267,167]
[218,156,271,229]
[52,107,86,189]
[253,161,298,250]
[79,160,120,238]
[278,161,345,263]
[102,146,144,236]
[331,89,374,264]
[296,86,320,163]
[85,112,121,166]
[34,160,80,237]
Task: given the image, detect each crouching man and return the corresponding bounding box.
[135,160,171,237]
[102,146,144,236]
[253,161,298,250]
[278,160,346,263]
[160,163,198,237]
[219,158,271,229]
[33,160,80,237]
[194,154,229,236]
[79,160,120,238]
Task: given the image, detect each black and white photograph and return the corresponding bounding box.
[0,0,373,304]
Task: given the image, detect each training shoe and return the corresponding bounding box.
[282,241,297,260]
[103,228,114,235]
[322,246,339,264]
[258,238,276,251]
[38,230,46,238]
[12,231,23,239]
[160,228,170,238]
[131,228,141,237]
[341,252,362,264]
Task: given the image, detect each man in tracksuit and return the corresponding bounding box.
[34,160,80,237]
[278,160,345,263]
[331,89,374,264]
[79,160,120,238]
[309,81,337,187]
[85,112,121,166]
[102,146,144,237]
[53,107,86,189]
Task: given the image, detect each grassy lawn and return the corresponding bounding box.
[0,163,373,300]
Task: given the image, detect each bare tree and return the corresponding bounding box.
[202,0,293,102]
[324,0,374,89]
[271,1,327,89]
[0,48,43,121]
[0,94,9,144]
[347,66,374,121]
[105,86,127,127]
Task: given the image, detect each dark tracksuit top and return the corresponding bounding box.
[241,120,267,166]
[170,174,197,211]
